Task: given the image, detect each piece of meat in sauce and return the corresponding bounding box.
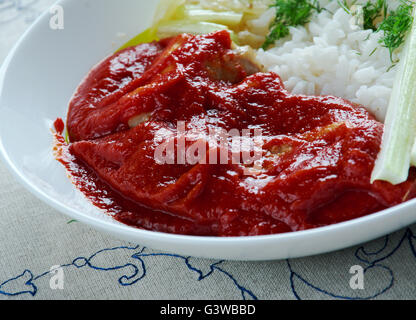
[67,31,261,142]
[64,31,416,236]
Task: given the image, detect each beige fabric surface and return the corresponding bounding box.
[1,0,416,300]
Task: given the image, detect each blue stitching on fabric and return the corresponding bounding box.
[0,245,256,299]
[287,260,394,300]
[287,227,416,300]
[0,270,37,297]
[131,252,258,300]
[3,228,415,299]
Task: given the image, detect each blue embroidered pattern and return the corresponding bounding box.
[1,227,415,299]
[0,245,257,299]
[288,227,416,300]
[1,0,416,301]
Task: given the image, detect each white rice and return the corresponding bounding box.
[254,0,403,122]
[191,0,404,122]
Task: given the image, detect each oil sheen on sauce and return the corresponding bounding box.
[54,31,416,237]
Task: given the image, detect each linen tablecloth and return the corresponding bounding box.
[1,0,416,300]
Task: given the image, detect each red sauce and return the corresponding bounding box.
[55,31,416,237]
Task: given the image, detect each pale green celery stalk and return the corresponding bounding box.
[183,6,243,26]
[157,20,236,39]
[411,138,416,166]
[117,1,241,52]
[116,0,185,52]
[371,6,416,185]
[153,0,186,25]
[116,28,158,52]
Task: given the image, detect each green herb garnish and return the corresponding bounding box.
[378,0,415,62]
[263,0,415,61]
[338,0,414,63]
[363,0,387,31]
[337,0,351,14]
[262,0,323,50]
[64,128,70,144]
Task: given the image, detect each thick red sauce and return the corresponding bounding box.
[55,31,416,237]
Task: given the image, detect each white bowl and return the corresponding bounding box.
[1,0,416,261]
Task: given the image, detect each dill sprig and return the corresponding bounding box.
[337,1,349,13]
[377,0,414,62]
[263,0,415,64]
[338,0,414,63]
[363,0,388,31]
[262,0,323,50]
